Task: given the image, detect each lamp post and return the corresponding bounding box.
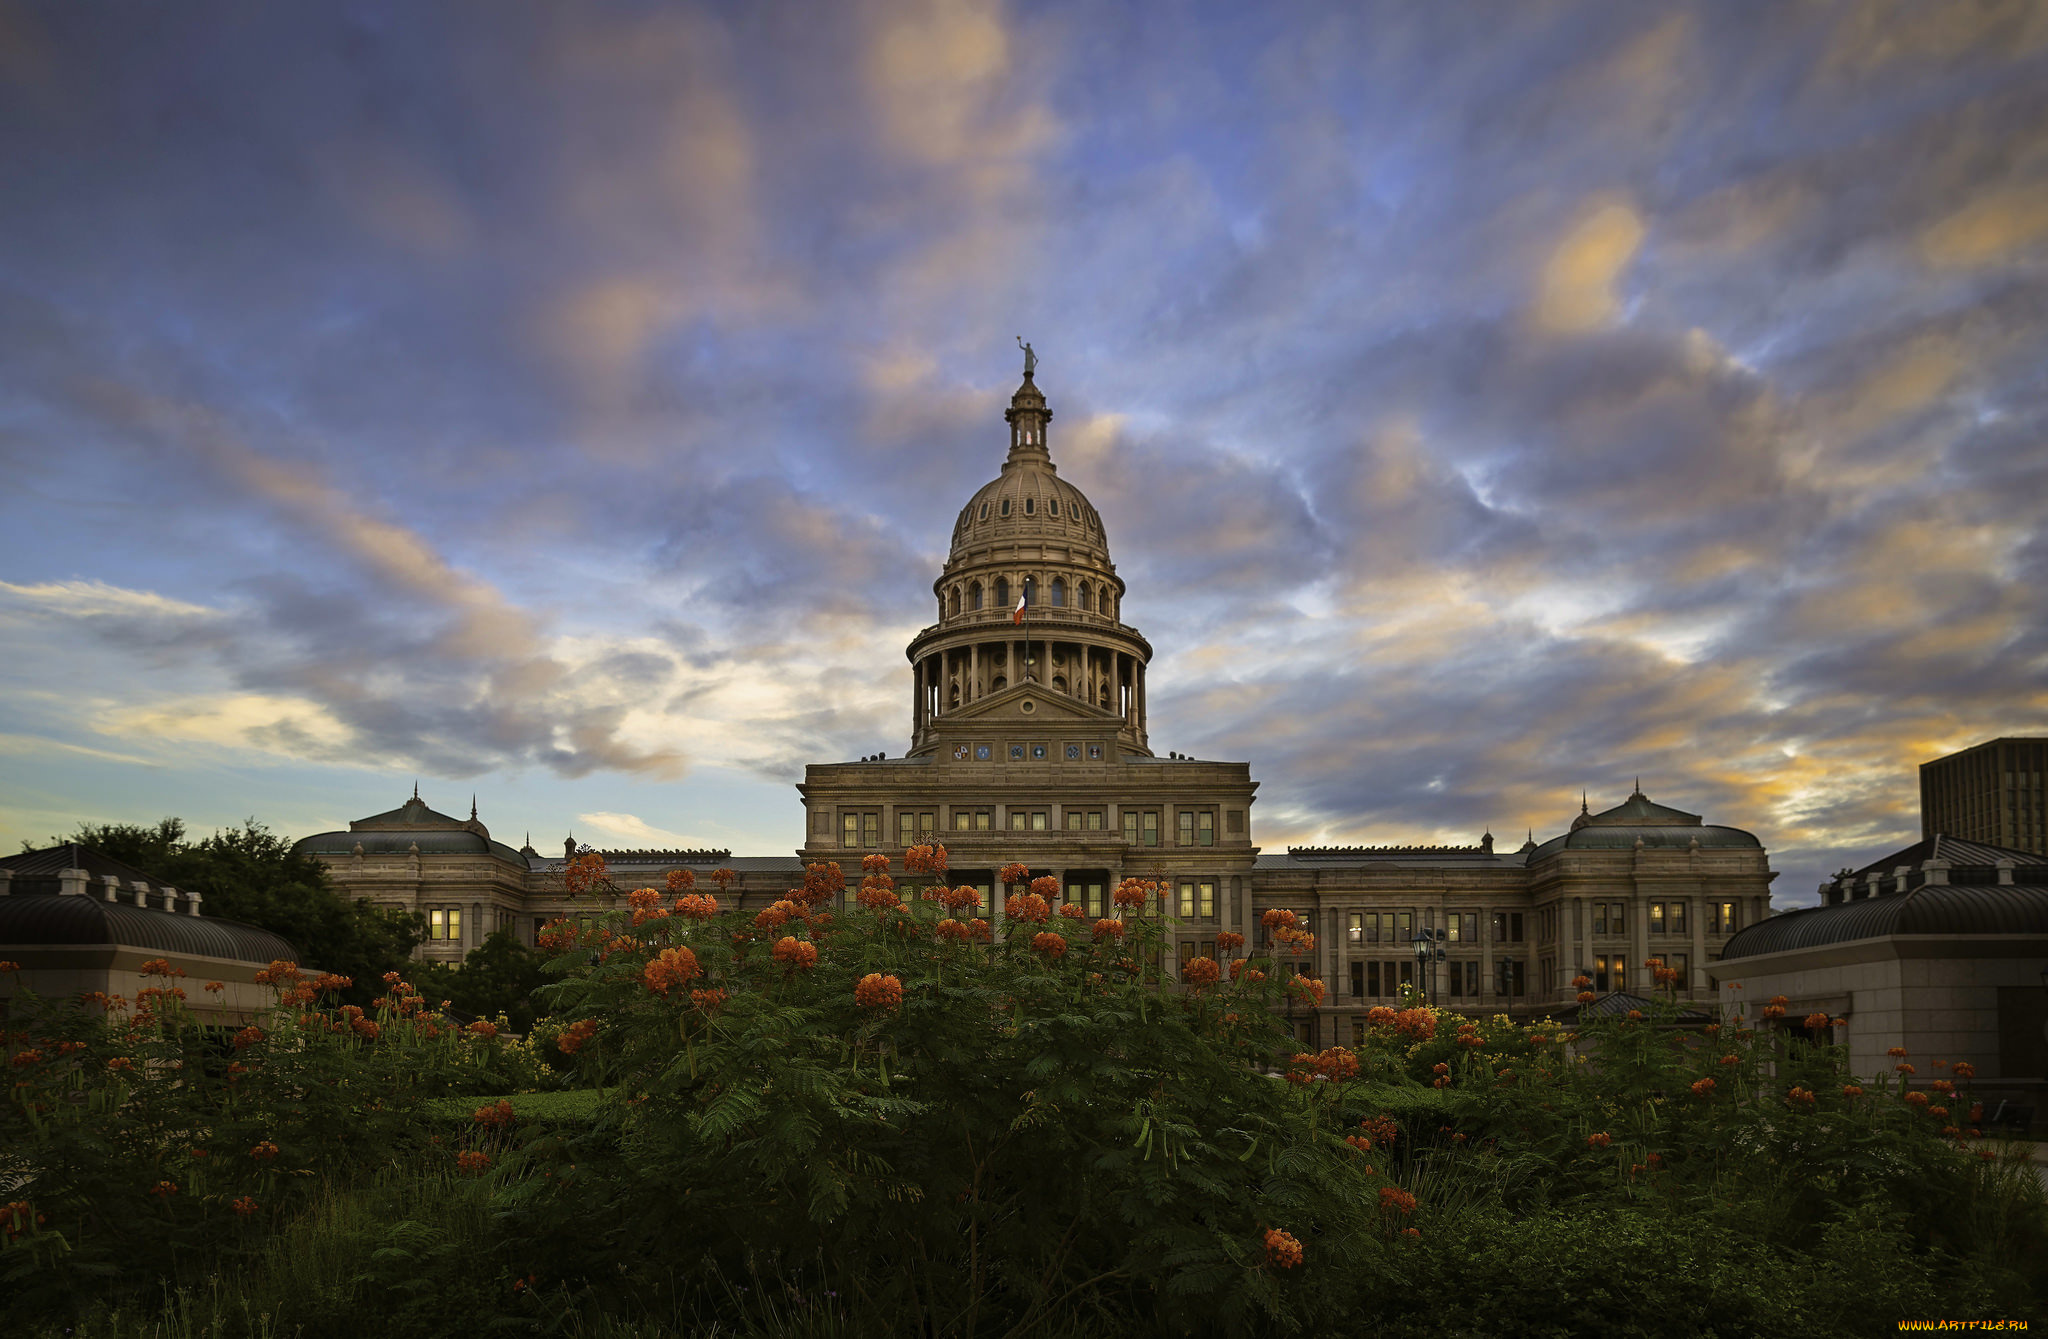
[1412,933,1430,1005]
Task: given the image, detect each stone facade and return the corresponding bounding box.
[299,365,1779,1040]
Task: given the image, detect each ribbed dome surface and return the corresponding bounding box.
[949,468,1110,561]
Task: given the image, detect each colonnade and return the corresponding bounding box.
[913,636,1146,733]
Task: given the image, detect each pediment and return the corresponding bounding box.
[938,683,1120,728]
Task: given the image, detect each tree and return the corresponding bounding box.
[49,818,423,1004]
[418,929,552,1033]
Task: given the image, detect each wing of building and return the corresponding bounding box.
[299,359,1778,1047]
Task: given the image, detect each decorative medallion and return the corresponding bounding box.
[1031,743,1048,760]
[1009,743,1025,760]
[975,744,992,761]
[953,744,970,761]
[1065,743,1081,760]
[1087,743,1104,760]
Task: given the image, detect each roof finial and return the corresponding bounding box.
[1634,775,1642,795]
[1581,789,1589,814]
[412,779,419,800]
[1016,335,1036,378]
[470,794,478,820]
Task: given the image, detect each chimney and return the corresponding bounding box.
[1864,871,1885,899]
[131,879,150,907]
[1996,857,2016,886]
[1891,865,1912,894]
[100,874,123,902]
[185,888,203,917]
[160,886,180,913]
[1919,857,1950,886]
[58,867,90,897]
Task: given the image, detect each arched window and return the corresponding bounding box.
[1052,675,1067,694]
[1000,498,1011,517]
[1050,578,1065,607]
[970,582,983,611]
[1049,499,1060,517]
[995,576,1009,609]
[1078,582,1092,612]
[979,502,990,521]
[948,587,961,617]
[1024,497,1035,516]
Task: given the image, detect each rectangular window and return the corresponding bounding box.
[1493,912,1507,943]
[1177,940,1193,971]
[1348,912,1365,945]
[900,812,915,845]
[1199,812,1214,846]
[1012,809,1027,831]
[1350,961,1365,998]
[1594,955,1610,992]
[1650,902,1665,934]
[1201,939,1214,959]
[1179,811,1195,846]
[1448,963,1463,999]
[1123,811,1137,844]
[1447,913,1463,943]
[1610,902,1625,936]
[1198,881,1215,918]
[1144,812,1159,846]
[1466,961,1479,996]
[1593,905,1607,935]
[1366,961,1382,997]
[1396,910,1413,939]
[430,908,445,940]
[1067,810,1082,831]
[954,810,970,831]
[1669,900,1687,934]
[1179,881,1196,917]
[1032,810,1047,831]
[843,813,859,847]
[1713,901,1738,934]
[1668,951,1689,986]
[1087,810,1104,831]
[1399,960,1414,989]
[865,813,880,847]
[1510,912,1524,943]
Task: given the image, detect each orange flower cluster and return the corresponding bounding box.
[1215,930,1244,955]
[1586,1132,1612,1148]
[854,973,903,1010]
[150,1181,177,1198]
[1092,918,1125,941]
[1768,994,1790,1008]
[467,1019,499,1040]
[1896,1062,1916,1076]
[967,918,993,942]
[628,887,663,911]
[1929,1104,1950,1119]
[1691,1078,1716,1097]
[861,853,891,874]
[10,1050,43,1069]
[643,946,702,998]
[563,851,610,896]
[252,960,302,987]
[1111,877,1151,909]
[666,868,697,894]
[1572,974,1592,989]
[232,1026,265,1051]
[773,936,819,970]
[1528,1033,1550,1045]
[793,862,844,909]
[1031,931,1069,960]
[1625,1010,1643,1021]
[1058,902,1088,921]
[0,962,17,973]
[1028,875,1060,899]
[1952,1061,1976,1080]
[456,1150,492,1174]
[1365,1006,1396,1026]
[1903,1091,1931,1108]
[1308,1046,1359,1081]
[556,1019,600,1055]
[1454,1021,1484,1048]
[1654,966,1679,986]
[1284,1054,1314,1087]
[1344,1135,1374,1158]
[1931,1078,1955,1095]
[1804,1013,1831,1030]
[939,885,983,913]
[1378,1186,1417,1215]
[998,862,1032,886]
[755,899,807,931]
[857,872,902,913]
[1005,892,1051,923]
[1577,991,1597,1005]
[1886,1046,1909,1058]
[1231,961,1265,983]
[107,1056,134,1072]
[1785,1086,1816,1107]
[474,1099,516,1129]
[249,1140,279,1160]
[1182,956,1221,987]
[712,867,738,892]
[231,1196,258,1217]
[1286,976,1327,1008]
[903,843,949,875]
[1391,1007,1436,1042]
[537,919,578,951]
[1842,1084,1864,1098]
[689,987,729,1011]
[1761,1004,1786,1019]
[1264,1227,1303,1268]
[936,918,970,942]
[1357,1114,1400,1147]
[1718,1054,1739,1066]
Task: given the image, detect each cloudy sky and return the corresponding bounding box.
[3,1,2045,908]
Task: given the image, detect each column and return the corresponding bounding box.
[1480,913,1495,1007]
[1135,661,1145,731]
[970,643,980,703]
[1631,893,1650,993]
[471,900,482,949]
[1689,896,1706,994]
[914,658,926,732]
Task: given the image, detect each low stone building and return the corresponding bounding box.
[0,844,299,1026]
[1711,835,2048,1097]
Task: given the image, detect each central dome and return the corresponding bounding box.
[946,372,1112,566]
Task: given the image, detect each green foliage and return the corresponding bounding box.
[417,927,553,1032]
[8,859,2047,1337]
[51,818,423,1002]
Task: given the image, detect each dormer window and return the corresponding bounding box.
[1049,499,1060,517]
[1000,499,1011,517]
[1024,497,1035,516]
[979,502,989,520]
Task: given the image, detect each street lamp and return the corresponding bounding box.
[1412,931,1446,1004]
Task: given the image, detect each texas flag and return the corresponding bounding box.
[1012,582,1029,624]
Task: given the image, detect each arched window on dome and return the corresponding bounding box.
[994,576,1009,609]
[1077,582,1091,612]
[979,502,990,521]
[1000,499,1011,517]
[1050,578,1065,607]
[948,587,961,617]
[1105,591,1116,621]
[970,582,983,611]
[1052,675,1067,694]
[1049,499,1060,517]
[1024,497,1034,516]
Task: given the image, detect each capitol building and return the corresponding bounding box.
[295,361,1777,1047]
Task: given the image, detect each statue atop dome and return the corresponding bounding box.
[1017,335,1036,377]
